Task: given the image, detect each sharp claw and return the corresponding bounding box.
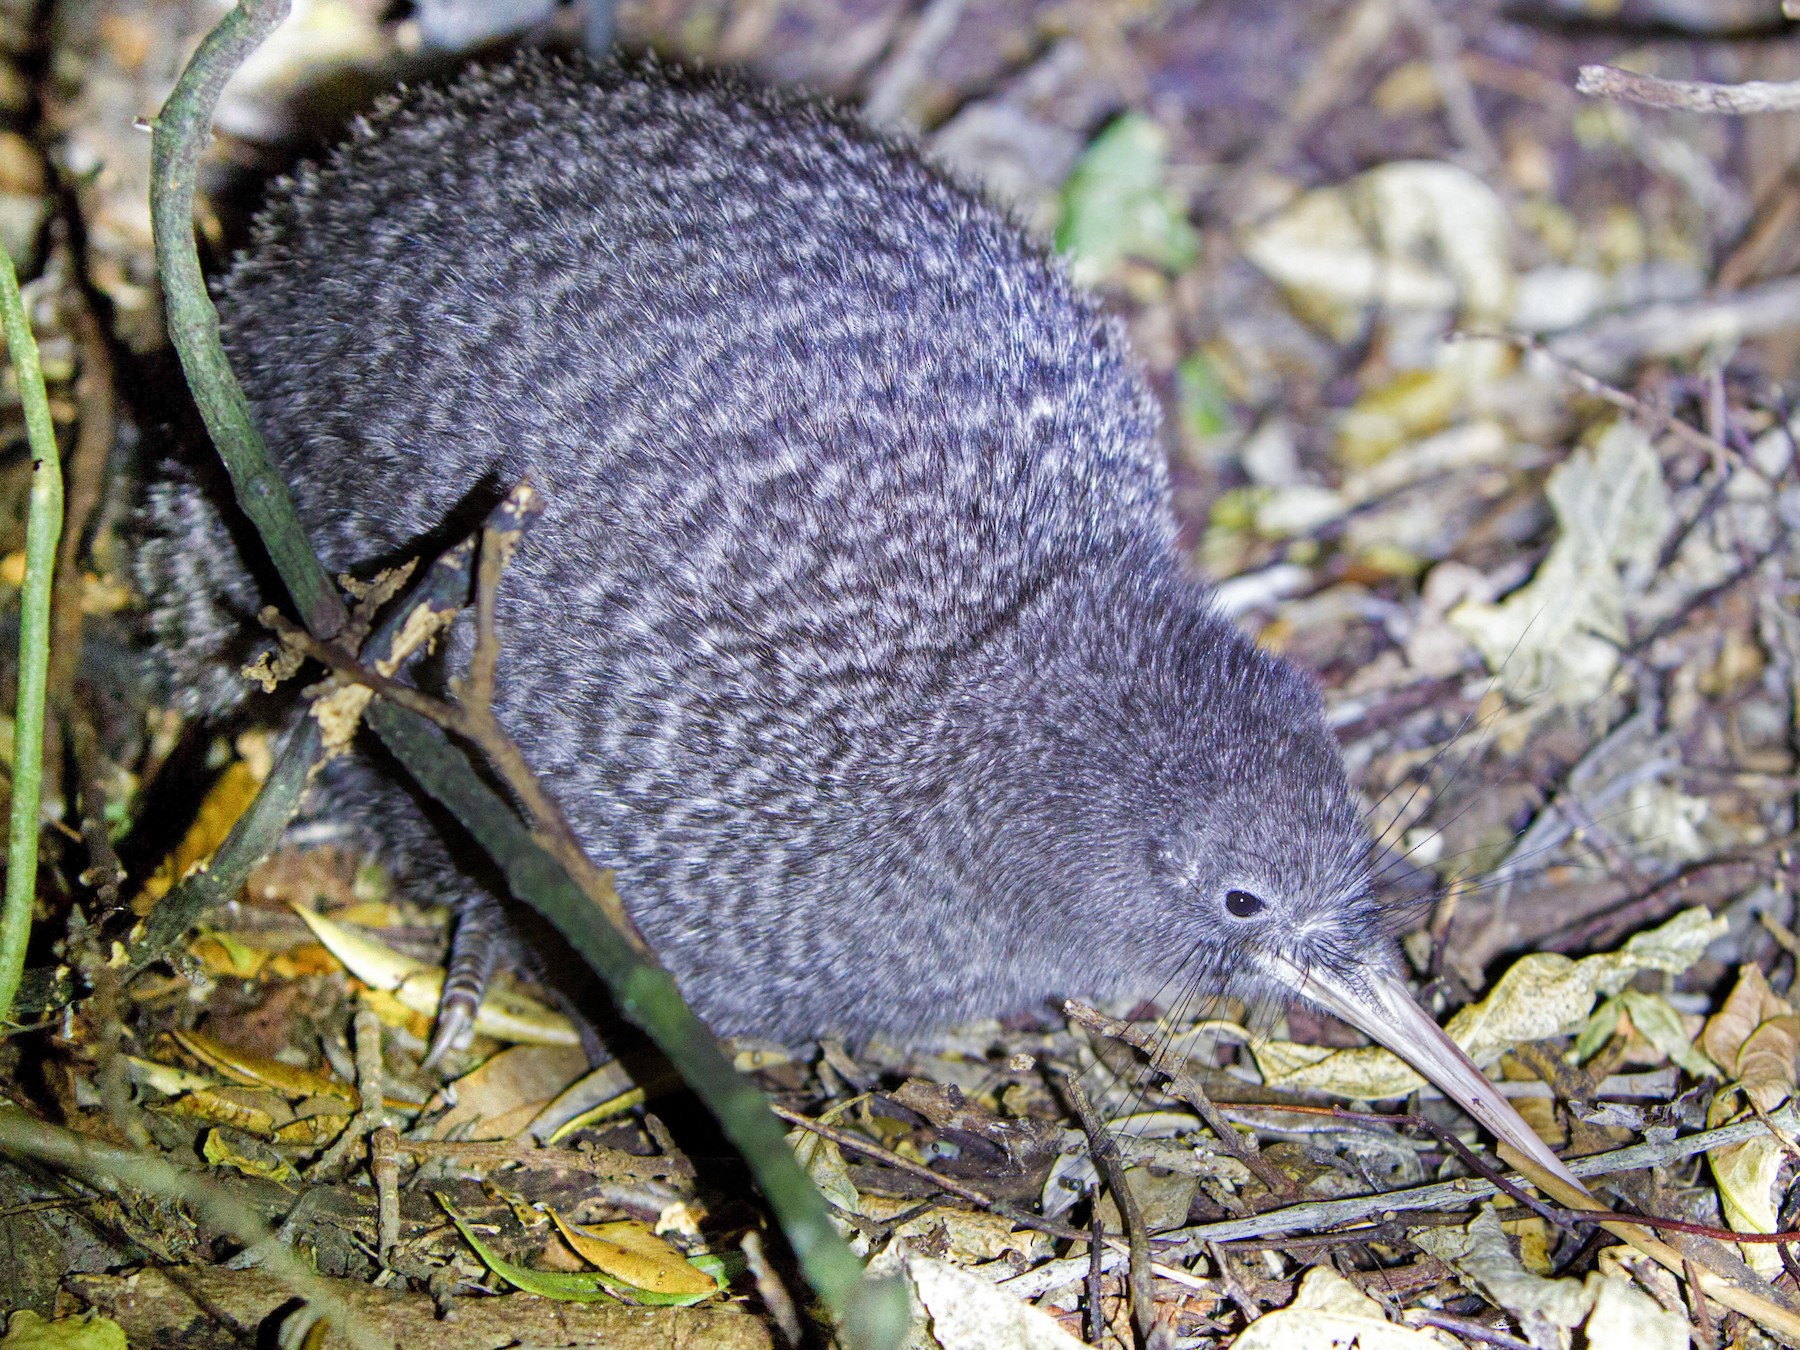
[426,895,507,1071]
[422,993,478,1070]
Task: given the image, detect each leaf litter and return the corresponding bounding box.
[7,1,1800,1348]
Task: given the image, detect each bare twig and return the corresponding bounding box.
[1684,1255,1719,1350]
[1456,331,1742,472]
[1087,1208,1108,1344]
[462,498,518,716]
[1406,1309,1535,1349]
[1393,0,1502,174]
[861,0,970,128]
[1545,275,1800,378]
[742,1230,802,1346]
[1329,1107,1570,1230]
[47,304,116,722]
[1577,65,1800,115]
[264,488,644,956]
[1065,1073,1156,1348]
[69,716,125,913]
[311,1005,387,1179]
[1066,1000,1299,1200]
[1212,0,1399,220]
[394,1136,690,1184]
[1170,1107,1800,1245]
[372,1126,400,1264]
[1206,1241,1261,1326]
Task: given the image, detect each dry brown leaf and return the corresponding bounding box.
[1701,965,1799,1278]
[1701,964,1798,1112]
[429,1044,590,1141]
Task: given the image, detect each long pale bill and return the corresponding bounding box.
[1265,955,1591,1197]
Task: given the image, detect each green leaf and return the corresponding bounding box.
[1054,113,1199,285]
[1570,995,1622,1065]
[439,1196,619,1303]
[1177,351,1238,440]
[1618,990,1717,1078]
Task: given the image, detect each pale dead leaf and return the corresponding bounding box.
[1240,161,1511,342]
[786,1107,861,1216]
[1702,964,1798,1112]
[907,1255,1088,1350]
[1581,1265,1689,1350]
[1414,1213,1687,1350]
[1702,965,1799,1277]
[1411,1207,1589,1340]
[1232,1266,1456,1350]
[1452,419,1672,706]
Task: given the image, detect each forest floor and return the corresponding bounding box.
[3,0,1800,1347]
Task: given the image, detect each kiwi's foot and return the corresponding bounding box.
[422,895,508,1069]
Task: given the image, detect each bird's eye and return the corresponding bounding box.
[1225,889,1265,919]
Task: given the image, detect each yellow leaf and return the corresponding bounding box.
[438,1197,618,1304]
[1,1311,126,1350]
[133,759,267,914]
[548,1212,718,1297]
[1336,368,1463,470]
[293,904,579,1048]
[201,1127,301,1184]
[188,930,270,979]
[155,1086,288,1136]
[266,941,341,979]
[171,1028,357,1103]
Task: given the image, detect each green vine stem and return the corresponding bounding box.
[148,0,345,641]
[0,249,62,1029]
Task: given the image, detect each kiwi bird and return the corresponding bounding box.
[139,51,1585,1191]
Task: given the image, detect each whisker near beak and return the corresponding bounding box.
[1265,955,1592,1197]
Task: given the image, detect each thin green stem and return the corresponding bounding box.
[148,0,345,641]
[0,250,62,1029]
